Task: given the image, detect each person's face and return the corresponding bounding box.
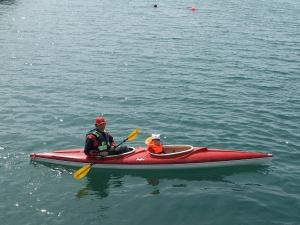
[96,123,106,131]
[153,139,160,144]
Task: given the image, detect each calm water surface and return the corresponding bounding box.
[0,0,299,224]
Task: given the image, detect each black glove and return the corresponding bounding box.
[110,146,117,152]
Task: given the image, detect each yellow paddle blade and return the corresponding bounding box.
[73,164,92,180]
[127,128,139,141]
[145,136,152,145]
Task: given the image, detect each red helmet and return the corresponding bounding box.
[95,116,106,125]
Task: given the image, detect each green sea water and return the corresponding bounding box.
[0,0,299,224]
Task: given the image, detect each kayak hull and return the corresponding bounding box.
[30,146,272,170]
[32,156,272,170]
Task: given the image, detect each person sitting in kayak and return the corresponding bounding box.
[84,116,129,157]
[146,133,164,154]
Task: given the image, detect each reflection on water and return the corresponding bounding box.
[31,161,112,198]
[0,0,16,5]
[76,173,112,199]
[77,165,270,198]
[146,177,160,195]
[30,160,270,199]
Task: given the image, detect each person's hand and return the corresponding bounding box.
[110,146,116,152]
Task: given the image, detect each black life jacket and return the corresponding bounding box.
[87,129,112,152]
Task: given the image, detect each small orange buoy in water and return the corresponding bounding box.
[191,5,196,11]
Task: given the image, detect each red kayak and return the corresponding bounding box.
[30,145,272,170]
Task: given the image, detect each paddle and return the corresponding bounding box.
[73,128,139,180]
